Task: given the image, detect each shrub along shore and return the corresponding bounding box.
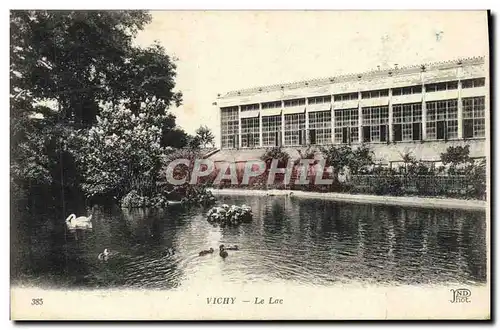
[116,143,487,210]
[202,144,487,204]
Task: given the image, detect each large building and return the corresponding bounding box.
[214,57,488,163]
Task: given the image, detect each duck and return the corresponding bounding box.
[98,248,111,262]
[165,247,176,257]
[219,245,228,258]
[65,213,93,230]
[199,248,214,256]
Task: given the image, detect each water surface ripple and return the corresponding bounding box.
[11,195,487,289]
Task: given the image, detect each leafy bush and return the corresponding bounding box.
[350,144,375,174]
[183,186,216,206]
[150,195,168,208]
[260,147,290,168]
[466,158,487,200]
[319,144,374,184]
[441,145,472,165]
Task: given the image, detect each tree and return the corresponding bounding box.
[11,11,156,126]
[161,128,190,149]
[350,144,375,174]
[319,145,352,185]
[71,101,169,201]
[11,11,182,127]
[188,135,202,150]
[440,145,474,174]
[160,113,190,149]
[467,158,486,199]
[10,10,184,210]
[195,125,215,148]
[440,145,485,199]
[319,144,374,185]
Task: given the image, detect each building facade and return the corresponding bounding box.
[215,57,488,162]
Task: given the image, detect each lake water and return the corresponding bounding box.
[10,195,487,289]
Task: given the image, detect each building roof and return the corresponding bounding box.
[218,56,485,99]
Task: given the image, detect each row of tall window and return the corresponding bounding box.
[235,78,485,112]
[334,109,358,144]
[361,89,389,99]
[224,96,486,148]
[392,85,422,96]
[332,97,484,144]
[260,112,333,147]
[284,113,306,145]
[426,100,458,140]
[309,111,332,145]
[361,106,389,142]
[262,115,282,147]
[241,117,259,147]
[220,106,239,149]
[393,103,422,141]
[284,99,305,107]
[463,96,486,138]
[241,103,259,112]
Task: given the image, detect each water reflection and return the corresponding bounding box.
[11,195,487,289]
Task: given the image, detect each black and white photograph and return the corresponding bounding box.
[9,9,491,320]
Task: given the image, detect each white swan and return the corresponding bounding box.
[65,213,93,230]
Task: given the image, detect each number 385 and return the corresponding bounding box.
[31,298,43,306]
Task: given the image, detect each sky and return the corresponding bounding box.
[133,10,489,147]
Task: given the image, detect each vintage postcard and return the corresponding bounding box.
[10,9,491,320]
